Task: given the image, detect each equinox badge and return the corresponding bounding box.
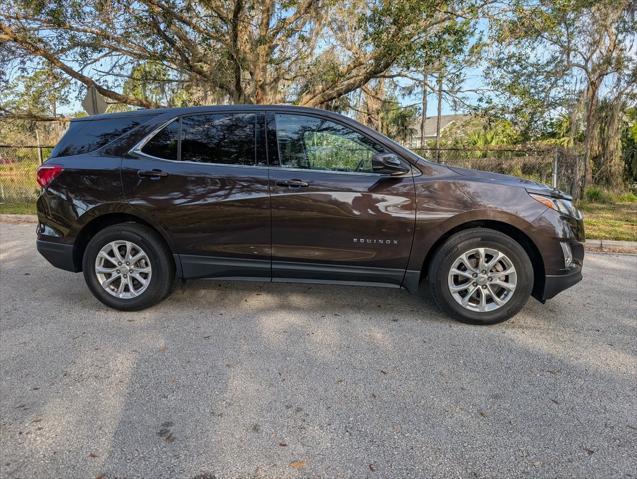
[353,238,399,245]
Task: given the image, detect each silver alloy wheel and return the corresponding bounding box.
[447,247,517,312]
[94,240,152,299]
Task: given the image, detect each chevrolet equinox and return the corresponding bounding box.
[36,106,584,324]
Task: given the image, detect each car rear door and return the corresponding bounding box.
[266,112,417,287]
[121,111,271,280]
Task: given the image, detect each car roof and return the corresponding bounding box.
[71,104,339,122]
[69,103,429,169]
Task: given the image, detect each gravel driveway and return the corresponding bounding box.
[1,222,636,479]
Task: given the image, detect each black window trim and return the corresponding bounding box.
[130,112,265,169]
[129,108,418,176]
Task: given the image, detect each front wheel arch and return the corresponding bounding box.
[419,220,545,300]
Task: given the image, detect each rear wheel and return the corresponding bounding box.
[428,228,533,325]
[82,223,174,311]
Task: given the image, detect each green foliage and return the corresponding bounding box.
[3,0,485,109]
[1,68,71,116]
[122,62,194,108]
[539,113,583,147]
[467,119,521,148]
[584,187,637,204]
[584,187,614,203]
[434,116,523,151]
[1,0,635,199]
[622,107,637,182]
[482,0,636,193]
[380,102,419,143]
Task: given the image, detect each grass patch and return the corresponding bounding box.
[616,191,637,203]
[579,201,637,241]
[0,201,37,215]
[584,187,637,204]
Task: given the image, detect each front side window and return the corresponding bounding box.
[140,113,256,165]
[274,114,386,173]
[181,114,256,165]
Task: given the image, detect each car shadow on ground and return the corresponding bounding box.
[168,277,447,324]
[2,224,636,478]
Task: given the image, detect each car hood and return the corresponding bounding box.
[447,166,570,199]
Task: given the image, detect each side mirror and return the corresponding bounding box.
[372,153,410,175]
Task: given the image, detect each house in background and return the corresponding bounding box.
[407,114,470,149]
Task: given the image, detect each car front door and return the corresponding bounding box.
[267,112,417,287]
[121,111,271,280]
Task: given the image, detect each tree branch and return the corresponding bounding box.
[0,22,159,108]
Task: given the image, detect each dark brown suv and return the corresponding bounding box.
[36,105,584,324]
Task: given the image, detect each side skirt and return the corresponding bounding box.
[178,254,270,280]
[177,254,417,291]
[272,260,405,288]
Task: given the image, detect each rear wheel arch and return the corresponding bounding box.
[82,222,176,310]
[420,220,545,299]
[72,213,175,273]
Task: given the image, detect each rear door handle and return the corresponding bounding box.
[276,179,308,188]
[138,169,168,178]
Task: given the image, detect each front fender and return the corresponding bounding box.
[406,208,543,273]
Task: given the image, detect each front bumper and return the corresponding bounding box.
[530,206,585,302]
[542,264,583,301]
[537,237,584,301]
[37,239,78,272]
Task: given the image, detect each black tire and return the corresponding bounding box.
[82,223,175,311]
[428,228,533,325]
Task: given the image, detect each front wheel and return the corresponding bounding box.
[428,228,533,325]
[82,223,175,311]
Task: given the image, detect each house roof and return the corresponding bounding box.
[416,114,470,138]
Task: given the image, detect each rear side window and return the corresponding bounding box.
[51,115,148,158]
[181,114,255,165]
[141,120,179,160]
[139,113,256,165]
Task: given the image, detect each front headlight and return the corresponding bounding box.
[529,193,582,220]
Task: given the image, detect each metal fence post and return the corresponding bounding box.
[36,130,43,165]
[552,148,558,189]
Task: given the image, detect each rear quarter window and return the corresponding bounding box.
[51,115,149,158]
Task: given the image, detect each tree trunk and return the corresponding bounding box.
[435,71,444,162]
[568,95,582,199]
[596,99,624,190]
[581,80,599,197]
[420,68,428,149]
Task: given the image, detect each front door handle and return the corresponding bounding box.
[138,169,168,178]
[277,179,308,188]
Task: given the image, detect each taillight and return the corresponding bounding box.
[36,165,64,188]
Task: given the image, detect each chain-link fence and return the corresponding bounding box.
[414,147,580,196]
[0,144,580,213]
[0,145,54,210]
